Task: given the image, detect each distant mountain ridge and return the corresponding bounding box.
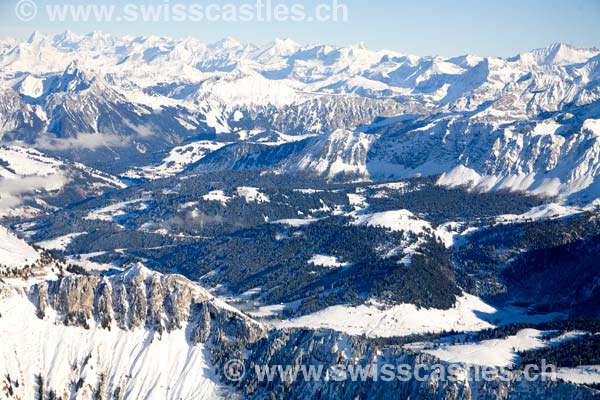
[1,32,600,202]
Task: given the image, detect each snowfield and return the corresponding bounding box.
[37,232,86,251]
[422,330,588,367]
[0,288,223,400]
[550,365,600,385]
[123,141,228,180]
[308,254,349,268]
[236,187,270,203]
[0,146,124,217]
[201,190,231,205]
[0,227,40,271]
[84,199,148,222]
[271,218,319,227]
[276,294,493,338]
[495,203,584,223]
[274,293,565,338]
[0,147,67,216]
[353,209,430,235]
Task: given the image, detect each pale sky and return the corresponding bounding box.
[0,0,599,57]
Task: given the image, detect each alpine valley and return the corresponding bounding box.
[1,31,600,399]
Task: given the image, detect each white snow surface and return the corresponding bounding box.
[17,75,44,98]
[0,146,124,217]
[353,209,430,235]
[0,288,223,400]
[423,330,588,367]
[123,141,228,180]
[201,190,231,205]
[289,129,376,180]
[274,293,566,339]
[271,218,319,227]
[308,255,348,268]
[549,365,600,385]
[0,146,67,216]
[37,232,86,251]
[84,199,147,222]
[0,227,40,270]
[496,203,584,223]
[236,187,270,203]
[351,209,460,251]
[276,294,496,338]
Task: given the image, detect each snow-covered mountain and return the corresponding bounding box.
[0,225,264,399]
[0,225,43,273]
[1,32,600,198]
[367,105,600,202]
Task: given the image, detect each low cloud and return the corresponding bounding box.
[0,173,68,215]
[35,132,131,150]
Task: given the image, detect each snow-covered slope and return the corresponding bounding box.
[370,112,600,201]
[283,129,376,180]
[0,226,40,271]
[421,329,587,367]
[0,291,222,400]
[274,293,560,338]
[122,140,229,180]
[0,263,264,399]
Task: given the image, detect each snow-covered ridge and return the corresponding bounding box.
[34,263,262,332]
[2,32,599,122]
[0,263,265,399]
[364,112,600,202]
[0,289,224,400]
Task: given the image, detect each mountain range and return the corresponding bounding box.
[1,32,600,399]
[0,32,599,202]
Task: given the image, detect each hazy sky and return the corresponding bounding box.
[0,0,599,57]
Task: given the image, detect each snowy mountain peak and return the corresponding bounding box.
[351,41,368,50]
[210,36,243,50]
[1,33,600,201]
[64,59,81,74]
[54,59,98,92]
[516,42,600,66]
[257,38,302,57]
[273,37,300,49]
[27,31,47,45]
[52,30,83,47]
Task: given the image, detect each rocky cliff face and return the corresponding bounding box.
[34,264,264,343]
[1,265,597,399]
[0,265,265,400]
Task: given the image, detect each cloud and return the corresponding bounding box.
[34,132,131,150]
[0,174,68,215]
